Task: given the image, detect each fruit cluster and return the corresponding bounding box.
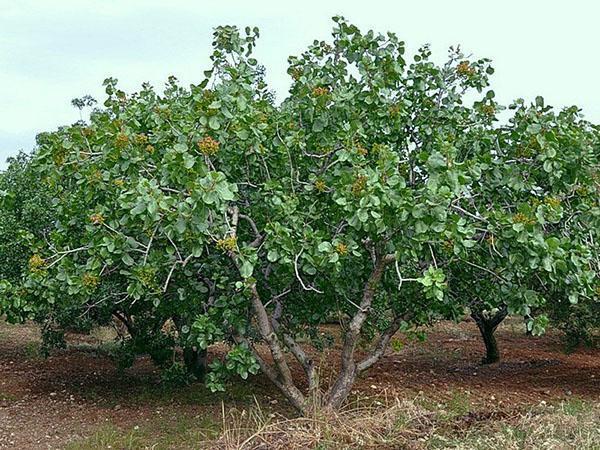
[312,86,330,97]
[351,175,367,196]
[90,213,105,225]
[216,235,237,252]
[115,132,129,148]
[198,136,220,156]
[457,61,475,77]
[28,254,45,273]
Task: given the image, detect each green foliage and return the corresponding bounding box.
[0,152,54,322]
[0,17,597,411]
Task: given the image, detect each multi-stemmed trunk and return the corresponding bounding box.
[226,207,405,415]
[471,306,508,364]
[238,252,401,415]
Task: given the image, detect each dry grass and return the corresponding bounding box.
[432,400,600,450]
[203,396,600,450]
[206,396,433,449]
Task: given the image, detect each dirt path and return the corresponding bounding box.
[0,319,598,449]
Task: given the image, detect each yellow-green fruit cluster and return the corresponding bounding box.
[216,235,237,252]
[198,136,220,156]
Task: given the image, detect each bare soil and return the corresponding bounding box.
[0,318,597,449]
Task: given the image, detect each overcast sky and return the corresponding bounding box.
[2,0,599,169]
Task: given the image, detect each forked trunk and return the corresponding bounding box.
[323,254,396,410]
[472,307,508,364]
[228,209,399,415]
[477,320,500,363]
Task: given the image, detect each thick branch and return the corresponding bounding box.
[247,284,306,407]
[233,334,305,411]
[325,253,395,408]
[239,213,263,247]
[269,301,318,393]
[357,314,407,373]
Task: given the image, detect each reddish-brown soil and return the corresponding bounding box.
[355,320,599,406]
[0,319,598,449]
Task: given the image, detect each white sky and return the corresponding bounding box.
[1,0,599,169]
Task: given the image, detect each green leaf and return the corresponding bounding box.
[209,116,221,130]
[131,203,146,215]
[215,183,235,201]
[312,117,327,132]
[173,143,188,153]
[121,254,134,266]
[267,250,279,262]
[426,152,446,170]
[175,217,187,234]
[183,153,195,169]
[318,242,332,252]
[462,239,476,248]
[357,209,369,223]
[239,260,254,278]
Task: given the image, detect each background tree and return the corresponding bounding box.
[447,100,600,363]
[0,151,54,324]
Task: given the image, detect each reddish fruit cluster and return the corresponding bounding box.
[82,127,94,137]
[351,175,367,196]
[355,144,368,156]
[312,86,330,97]
[290,68,302,81]
[443,240,454,251]
[28,254,45,272]
[115,132,129,148]
[457,61,475,77]
[82,273,99,288]
[544,197,562,208]
[481,104,496,116]
[513,212,536,225]
[334,242,348,255]
[198,136,220,156]
[90,213,105,225]
[53,148,67,166]
[314,180,327,192]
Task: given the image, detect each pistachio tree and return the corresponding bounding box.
[447,100,600,363]
[3,18,597,414]
[0,152,55,324]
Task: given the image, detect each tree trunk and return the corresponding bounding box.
[183,347,207,381]
[524,314,533,336]
[324,254,395,410]
[472,307,508,365]
[171,315,208,382]
[477,320,500,364]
